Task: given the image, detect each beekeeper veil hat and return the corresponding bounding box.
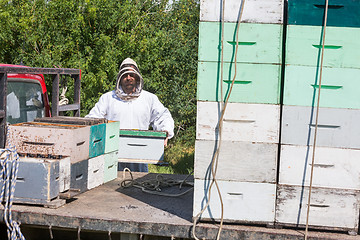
[115,58,144,100]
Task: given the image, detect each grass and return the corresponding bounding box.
[148,141,194,175]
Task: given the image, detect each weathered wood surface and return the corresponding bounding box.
[286,25,360,68]
[0,173,358,239]
[34,116,108,125]
[197,101,280,143]
[7,122,90,163]
[87,155,105,190]
[193,179,276,223]
[276,185,360,231]
[279,145,360,189]
[70,159,88,193]
[281,105,360,149]
[198,22,283,64]
[105,121,120,153]
[283,65,360,109]
[197,61,281,104]
[89,123,106,158]
[194,139,277,183]
[200,0,284,24]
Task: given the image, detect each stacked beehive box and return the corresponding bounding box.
[276,0,360,232]
[193,0,284,223]
[6,117,119,205]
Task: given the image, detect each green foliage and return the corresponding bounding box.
[0,0,199,147]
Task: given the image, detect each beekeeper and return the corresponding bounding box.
[86,58,174,172]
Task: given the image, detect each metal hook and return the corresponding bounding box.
[77,226,81,240]
[108,230,112,240]
[49,225,53,239]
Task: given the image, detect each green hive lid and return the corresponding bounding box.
[119,129,167,138]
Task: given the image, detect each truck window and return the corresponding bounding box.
[6,79,45,124]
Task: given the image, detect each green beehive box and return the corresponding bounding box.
[104,151,118,183]
[105,121,120,154]
[288,0,360,28]
[198,22,283,64]
[89,123,106,158]
[286,25,360,68]
[283,65,360,109]
[197,61,281,104]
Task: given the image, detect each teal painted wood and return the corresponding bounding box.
[104,151,118,183]
[105,121,120,154]
[288,0,360,28]
[119,129,167,138]
[284,65,360,108]
[197,61,281,104]
[198,22,282,64]
[89,123,106,158]
[286,25,360,68]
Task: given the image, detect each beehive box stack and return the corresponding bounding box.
[193,0,284,224]
[276,0,360,232]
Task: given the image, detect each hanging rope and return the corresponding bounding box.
[304,1,329,239]
[192,0,245,239]
[1,129,25,240]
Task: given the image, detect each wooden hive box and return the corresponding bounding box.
[7,122,90,163]
[118,130,166,164]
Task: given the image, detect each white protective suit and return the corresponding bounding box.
[86,90,174,138]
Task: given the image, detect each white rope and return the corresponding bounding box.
[1,131,25,240]
[59,86,69,106]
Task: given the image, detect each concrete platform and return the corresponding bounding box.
[0,172,358,239]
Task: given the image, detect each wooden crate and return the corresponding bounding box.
[88,154,105,189]
[105,121,120,154]
[198,22,283,64]
[286,25,360,68]
[197,61,281,104]
[200,0,284,24]
[279,145,360,189]
[288,0,360,28]
[276,184,360,231]
[104,151,118,183]
[194,139,277,183]
[283,65,360,109]
[281,105,360,149]
[196,101,280,143]
[7,122,90,163]
[118,130,166,163]
[193,179,276,223]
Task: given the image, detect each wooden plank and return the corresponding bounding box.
[59,156,71,192]
[283,65,360,109]
[276,185,360,230]
[196,101,280,143]
[7,122,90,163]
[288,0,360,28]
[198,22,283,64]
[194,140,277,183]
[286,25,360,68]
[35,116,108,125]
[193,179,276,223]
[119,129,167,138]
[200,0,284,24]
[197,61,281,104]
[279,145,360,189]
[281,105,360,149]
[70,159,88,193]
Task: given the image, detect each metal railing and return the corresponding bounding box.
[0,66,81,148]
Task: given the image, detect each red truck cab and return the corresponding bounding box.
[1,64,51,124]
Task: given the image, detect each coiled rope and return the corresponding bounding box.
[120,168,194,197]
[1,132,25,240]
[192,0,245,239]
[304,0,329,239]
